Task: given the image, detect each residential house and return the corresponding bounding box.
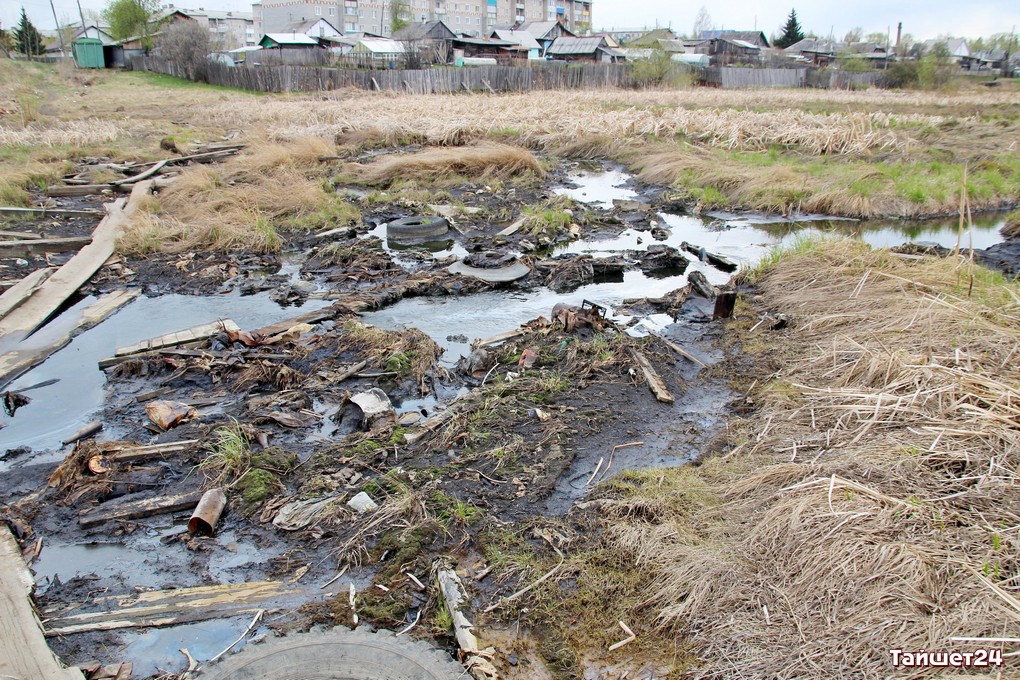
[624,27,676,48]
[698,29,769,48]
[973,49,1006,70]
[451,34,519,60]
[686,36,764,65]
[280,18,343,40]
[546,35,623,62]
[391,21,456,64]
[491,28,542,59]
[784,38,838,66]
[504,20,575,55]
[921,38,971,65]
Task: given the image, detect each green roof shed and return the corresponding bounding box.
[73,38,106,69]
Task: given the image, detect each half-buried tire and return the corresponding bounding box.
[202,628,464,680]
[386,216,449,239]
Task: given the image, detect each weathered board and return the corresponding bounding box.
[42,580,300,636]
[0,527,85,680]
[0,267,54,320]
[112,319,240,358]
[78,489,205,528]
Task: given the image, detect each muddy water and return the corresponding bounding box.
[0,292,329,469]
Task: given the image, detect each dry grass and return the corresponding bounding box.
[1003,212,1020,239]
[344,142,543,187]
[595,239,1020,677]
[119,138,350,253]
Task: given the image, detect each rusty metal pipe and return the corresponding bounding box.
[188,488,227,536]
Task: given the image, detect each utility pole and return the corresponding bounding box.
[1005,26,1016,79]
[76,0,88,32]
[49,0,66,57]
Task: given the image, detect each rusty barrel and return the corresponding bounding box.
[188,488,227,536]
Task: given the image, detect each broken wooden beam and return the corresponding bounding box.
[0,236,92,259]
[0,229,44,240]
[78,489,204,528]
[0,268,54,320]
[45,184,115,197]
[658,336,708,368]
[110,159,168,186]
[111,319,240,359]
[251,307,338,337]
[473,327,527,349]
[629,348,675,404]
[0,527,86,679]
[41,579,298,637]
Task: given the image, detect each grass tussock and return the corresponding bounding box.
[119,138,360,253]
[594,238,1020,677]
[344,143,543,188]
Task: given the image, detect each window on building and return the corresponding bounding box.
[315,6,321,15]
[455,15,460,23]
[329,6,335,14]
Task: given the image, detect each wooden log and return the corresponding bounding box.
[0,527,85,679]
[45,184,114,197]
[713,291,737,319]
[250,306,338,337]
[629,348,675,404]
[0,206,104,218]
[78,489,205,528]
[0,236,92,258]
[0,289,139,387]
[41,579,299,637]
[112,319,240,358]
[0,268,53,320]
[659,336,708,368]
[473,327,527,348]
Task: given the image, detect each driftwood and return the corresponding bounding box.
[473,327,527,349]
[103,440,200,464]
[0,527,86,679]
[41,580,296,636]
[0,229,44,239]
[110,160,168,186]
[78,489,204,528]
[629,348,675,403]
[658,336,708,368]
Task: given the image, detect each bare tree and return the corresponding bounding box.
[692,6,712,39]
[155,20,211,80]
[843,26,863,44]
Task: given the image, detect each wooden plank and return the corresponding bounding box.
[78,489,204,528]
[0,527,85,680]
[250,306,337,337]
[474,327,527,349]
[0,229,44,239]
[0,236,92,258]
[112,319,240,358]
[629,348,675,404]
[0,289,139,388]
[0,267,54,320]
[0,181,152,347]
[0,206,104,218]
[42,579,298,637]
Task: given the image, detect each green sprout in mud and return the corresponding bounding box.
[432,491,480,526]
[201,419,251,484]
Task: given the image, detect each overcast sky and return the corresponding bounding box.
[3,0,1019,42]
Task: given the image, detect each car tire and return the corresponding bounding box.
[386,217,449,239]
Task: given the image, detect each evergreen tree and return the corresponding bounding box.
[774,8,805,49]
[14,8,44,57]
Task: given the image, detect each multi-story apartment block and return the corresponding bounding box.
[161,6,257,47]
[253,0,589,38]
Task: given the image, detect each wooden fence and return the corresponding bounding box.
[132,55,636,93]
[131,55,895,94]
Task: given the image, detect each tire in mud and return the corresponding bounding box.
[202,628,464,680]
[386,216,450,239]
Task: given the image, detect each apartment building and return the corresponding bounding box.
[160,6,256,47]
[254,0,590,38]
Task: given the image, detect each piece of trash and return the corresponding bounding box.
[350,388,395,429]
[87,455,110,475]
[146,400,197,430]
[265,411,313,428]
[347,491,378,513]
[532,408,551,422]
[188,488,228,536]
[518,348,539,368]
[273,495,339,531]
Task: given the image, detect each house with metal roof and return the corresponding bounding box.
[698,30,770,48]
[546,36,625,63]
[491,29,543,59]
[280,18,343,41]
